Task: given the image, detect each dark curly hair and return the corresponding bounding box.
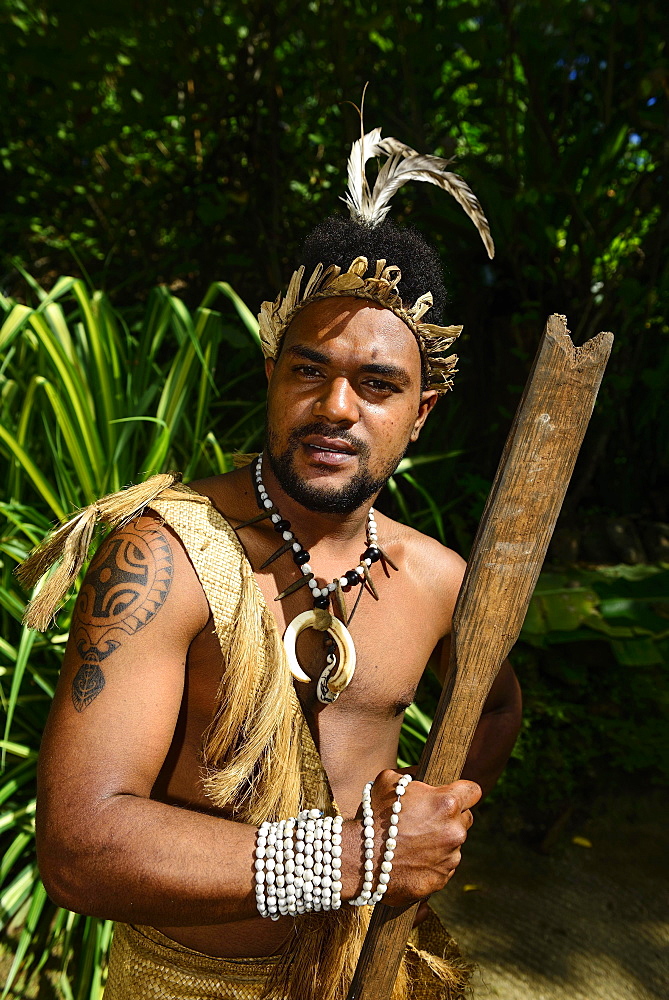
[299,215,447,325]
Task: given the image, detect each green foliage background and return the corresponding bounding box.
[1,0,668,995]
[2,0,668,535]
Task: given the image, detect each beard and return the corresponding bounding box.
[265,421,408,515]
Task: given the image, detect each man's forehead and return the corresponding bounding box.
[282,296,422,368]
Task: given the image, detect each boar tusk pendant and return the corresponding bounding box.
[283,608,356,696]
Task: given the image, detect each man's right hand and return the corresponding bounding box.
[342,770,481,906]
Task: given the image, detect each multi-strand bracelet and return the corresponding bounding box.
[254,809,344,919]
[254,775,412,918]
[349,773,412,906]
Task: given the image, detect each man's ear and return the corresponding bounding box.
[265,357,275,383]
[410,390,439,442]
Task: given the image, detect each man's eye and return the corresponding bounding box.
[294,365,323,378]
[365,379,399,393]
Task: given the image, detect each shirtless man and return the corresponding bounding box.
[36,287,520,949]
[28,165,521,994]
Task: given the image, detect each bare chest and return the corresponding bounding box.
[258,558,439,709]
[254,565,442,810]
[162,522,449,815]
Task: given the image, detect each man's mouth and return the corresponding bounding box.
[301,436,357,465]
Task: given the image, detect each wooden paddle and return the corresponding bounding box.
[346,314,613,1000]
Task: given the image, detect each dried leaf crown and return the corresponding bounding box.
[259,255,462,394]
[258,125,494,394]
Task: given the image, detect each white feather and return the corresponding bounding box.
[343,130,495,260]
[343,127,384,219]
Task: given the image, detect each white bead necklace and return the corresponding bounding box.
[236,453,396,703]
[253,454,382,609]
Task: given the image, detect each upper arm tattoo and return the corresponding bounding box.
[71,522,173,712]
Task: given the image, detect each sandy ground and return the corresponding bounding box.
[431,794,669,1000]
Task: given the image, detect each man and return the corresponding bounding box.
[26,130,521,1000]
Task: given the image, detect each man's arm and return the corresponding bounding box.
[36,515,264,925]
[426,543,522,799]
[459,657,521,795]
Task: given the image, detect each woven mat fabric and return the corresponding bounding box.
[151,486,334,814]
[102,916,467,1000]
[103,923,279,1000]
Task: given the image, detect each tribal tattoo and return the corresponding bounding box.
[71,523,173,712]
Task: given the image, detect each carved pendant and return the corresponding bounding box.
[283,608,356,698]
[317,650,340,705]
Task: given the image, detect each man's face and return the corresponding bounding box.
[264,297,438,514]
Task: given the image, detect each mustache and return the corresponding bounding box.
[287,422,370,459]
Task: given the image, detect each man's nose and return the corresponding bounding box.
[311,376,359,424]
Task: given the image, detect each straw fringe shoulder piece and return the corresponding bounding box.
[18,473,469,1000]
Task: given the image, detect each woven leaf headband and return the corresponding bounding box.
[259,125,494,395]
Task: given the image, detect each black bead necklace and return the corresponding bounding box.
[250,454,383,617]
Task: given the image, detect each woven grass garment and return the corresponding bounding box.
[104,911,469,1000]
[19,474,470,999]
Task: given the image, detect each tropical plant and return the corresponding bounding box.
[0,275,265,997]
[2,0,667,538]
[507,564,669,827]
[400,563,669,840]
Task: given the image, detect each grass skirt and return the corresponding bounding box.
[103,909,471,1000]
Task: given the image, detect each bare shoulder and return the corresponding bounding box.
[187,466,256,522]
[39,512,215,808]
[42,510,212,723]
[377,511,466,632]
[378,511,466,581]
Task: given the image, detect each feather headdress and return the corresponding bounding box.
[343,126,494,259]
[259,117,494,394]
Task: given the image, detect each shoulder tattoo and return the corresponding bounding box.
[71,522,173,712]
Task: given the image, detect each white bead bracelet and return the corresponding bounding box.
[254,809,343,919]
[349,772,413,907]
[349,781,375,906]
[370,773,412,903]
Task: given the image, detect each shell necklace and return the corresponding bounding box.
[235,454,397,704]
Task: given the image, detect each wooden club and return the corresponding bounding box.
[346,314,614,1000]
